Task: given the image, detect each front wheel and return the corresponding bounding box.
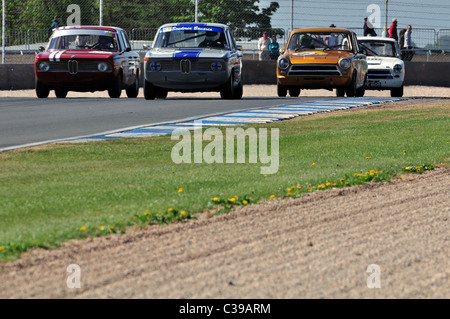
[220,73,235,99]
[345,72,357,97]
[289,87,301,97]
[35,79,49,98]
[108,72,122,98]
[143,80,156,100]
[391,85,404,97]
[126,74,139,98]
[55,88,67,98]
[336,88,345,97]
[355,75,367,97]
[277,82,287,97]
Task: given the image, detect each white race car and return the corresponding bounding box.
[358,37,405,97]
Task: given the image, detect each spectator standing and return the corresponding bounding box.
[363,17,377,36]
[404,24,414,61]
[389,18,398,41]
[48,16,61,37]
[404,25,413,49]
[268,35,280,60]
[399,29,406,48]
[50,16,61,30]
[258,31,271,61]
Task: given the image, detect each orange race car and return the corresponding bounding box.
[276,27,368,97]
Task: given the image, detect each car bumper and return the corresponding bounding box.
[146,71,229,91]
[366,78,404,89]
[277,74,352,89]
[36,72,116,90]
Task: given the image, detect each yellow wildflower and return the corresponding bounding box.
[243,200,248,205]
[180,210,187,216]
[228,198,236,202]
[168,208,173,211]
[0,246,4,251]
[401,176,406,179]
[80,226,87,231]
[270,195,275,199]
[178,187,183,193]
[365,156,370,159]
[144,210,150,215]
[213,197,219,201]
[405,167,411,170]
[99,225,105,231]
[312,162,316,166]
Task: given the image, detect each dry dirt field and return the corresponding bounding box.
[0,88,448,299]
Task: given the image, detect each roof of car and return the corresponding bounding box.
[55,26,124,32]
[158,22,228,29]
[290,27,352,33]
[357,36,397,42]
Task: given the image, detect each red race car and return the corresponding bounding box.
[35,26,140,98]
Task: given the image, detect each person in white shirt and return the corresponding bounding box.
[404,25,412,49]
[258,31,271,61]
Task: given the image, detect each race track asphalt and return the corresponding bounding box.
[0,96,336,150]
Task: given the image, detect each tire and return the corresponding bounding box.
[391,85,404,97]
[220,72,235,99]
[355,75,367,97]
[35,79,49,98]
[232,77,243,99]
[143,80,156,100]
[289,87,301,97]
[277,82,287,97]
[108,71,122,98]
[126,73,139,98]
[55,88,67,98]
[345,72,357,97]
[336,88,345,97]
[156,88,168,99]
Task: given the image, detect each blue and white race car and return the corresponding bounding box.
[143,23,243,100]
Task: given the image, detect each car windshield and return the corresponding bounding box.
[359,40,397,57]
[153,25,229,49]
[288,31,352,51]
[48,29,119,51]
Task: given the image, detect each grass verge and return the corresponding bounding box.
[0,100,449,260]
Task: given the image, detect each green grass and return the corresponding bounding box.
[0,101,449,260]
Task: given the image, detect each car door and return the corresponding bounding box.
[351,32,367,87]
[118,30,139,86]
[226,29,242,81]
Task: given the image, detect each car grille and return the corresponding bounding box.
[288,64,341,77]
[46,61,112,73]
[368,69,394,80]
[157,61,219,73]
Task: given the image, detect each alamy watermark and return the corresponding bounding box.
[367,4,381,28]
[66,264,81,289]
[171,121,279,174]
[366,264,381,288]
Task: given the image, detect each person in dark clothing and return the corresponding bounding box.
[363,17,377,37]
[48,16,61,38]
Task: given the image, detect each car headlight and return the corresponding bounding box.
[278,58,290,70]
[38,61,50,71]
[339,58,351,70]
[393,64,403,73]
[97,62,109,72]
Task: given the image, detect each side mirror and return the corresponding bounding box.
[38,46,45,52]
[125,47,131,52]
[143,44,152,50]
[236,45,243,51]
[280,49,285,55]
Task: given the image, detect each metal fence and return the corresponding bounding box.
[1,0,450,62]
